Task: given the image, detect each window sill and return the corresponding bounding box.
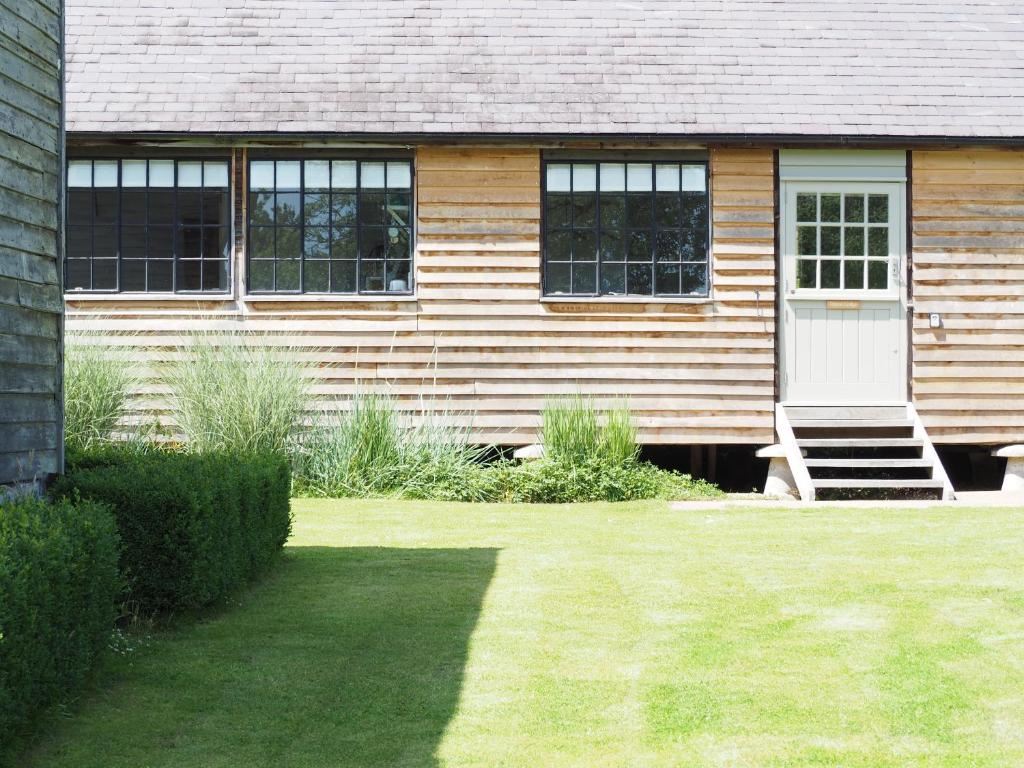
[243,294,418,303]
[65,292,234,302]
[540,295,712,305]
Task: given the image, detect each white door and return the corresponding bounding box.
[780,182,907,403]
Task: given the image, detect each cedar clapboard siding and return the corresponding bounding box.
[0,0,63,484]
[912,149,1024,444]
[65,145,776,446]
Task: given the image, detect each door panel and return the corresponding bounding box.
[781,181,907,403]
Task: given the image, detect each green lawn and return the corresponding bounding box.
[20,499,1024,767]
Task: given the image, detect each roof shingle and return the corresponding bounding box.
[65,0,1024,138]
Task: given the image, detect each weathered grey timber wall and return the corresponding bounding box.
[0,0,63,485]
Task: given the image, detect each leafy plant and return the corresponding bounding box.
[161,332,312,455]
[64,333,139,452]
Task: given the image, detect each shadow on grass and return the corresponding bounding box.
[22,547,498,768]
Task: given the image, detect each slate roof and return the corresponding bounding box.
[65,0,1024,138]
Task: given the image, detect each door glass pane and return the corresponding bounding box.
[797,260,816,288]
[867,227,888,257]
[796,193,816,222]
[844,260,865,290]
[844,227,864,257]
[868,194,889,223]
[820,226,840,256]
[867,260,888,289]
[820,259,840,289]
[844,194,864,222]
[797,226,817,256]
[820,194,840,222]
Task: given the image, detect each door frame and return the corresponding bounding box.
[778,178,909,405]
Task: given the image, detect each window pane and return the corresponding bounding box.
[868,227,888,257]
[304,160,330,190]
[67,160,91,187]
[66,259,91,289]
[572,230,597,261]
[276,227,301,259]
[820,226,841,256]
[148,189,175,225]
[626,192,651,229]
[202,261,227,291]
[92,259,117,290]
[820,259,840,289]
[250,161,275,190]
[330,260,357,293]
[546,164,571,193]
[655,192,682,229]
[331,226,357,259]
[599,164,625,192]
[202,190,229,226]
[276,259,300,291]
[361,162,386,189]
[655,165,680,192]
[304,259,329,292]
[275,192,300,226]
[628,231,650,262]
[572,263,597,294]
[681,193,708,231]
[546,193,571,229]
[177,260,204,291]
[177,227,202,259]
[844,194,864,222]
[360,226,387,260]
[359,191,386,225]
[248,260,274,291]
[868,194,889,223]
[331,161,357,189]
[66,226,91,259]
[546,262,571,293]
[655,263,680,294]
[386,162,411,189]
[387,227,411,260]
[600,229,625,261]
[599,194,624,230]
[249,226,274,259]
[844,259,865,290]
[626,262,652,295]
[386,261,411,292]
[387,193,411,227]
[250,192,274,226]
[546,230,571,262]
[655,230,682,262]
[178,189,201,225]
[844,227,864,257]
[796,193,816,222]
[797,226,817,256]
[573,164,597,192]
[332,193,357,226]
[600,263,625,294]
[820,194,841,223]
[149,226,173,259]
[304,193,330,227]
[68,190,92,225]
[626,164,652,192]
[203,227,230,260]
[680,263,707,295]
[122,226,146,259]
[868,260,888,289]
[797,259,817,288]
[93,161,118,187]
[177,162,202,187]
[93,226,116,258]
[122,190,146,225]
[122,160,147,187]
[275,161,301,190]
[94,190,118,224]
[204,162,229,188]
[680,166,705,192]
[149,160,174,187]
[148,260,173,292]
[304,226,329,259]
[360,259,385,291]
[572,193,596,229]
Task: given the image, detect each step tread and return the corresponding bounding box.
[813,478,945,489]
[804,458,933,468]
[784,405,908,421]
[796,438,924,448]
[790,419,914,429]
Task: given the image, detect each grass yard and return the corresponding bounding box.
[20,499,1024,767]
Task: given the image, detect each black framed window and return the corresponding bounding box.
[247,159,413,294]
[65,158,231,293]
[543,160,710,297]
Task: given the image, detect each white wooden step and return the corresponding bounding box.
[790,419,914,429]
[784,405,908,421]
[813,479,946,490]
[796,438,924,448]
[804,458,933,468]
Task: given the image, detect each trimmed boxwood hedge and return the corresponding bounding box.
[55,449,291,614]
[0,496,120,748]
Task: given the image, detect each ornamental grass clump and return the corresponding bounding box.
[541,396,638,466]
[162,332,312,455]
[63,332,139,452]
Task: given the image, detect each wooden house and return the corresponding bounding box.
[0,0,63,489]
[62,1,1024,497]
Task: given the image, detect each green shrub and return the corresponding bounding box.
[0,496,120,750]
[541,396,639,467]
[53,449,291,614]
[64,334,139,453]
[162,333,312,454]
[293,394,488,499]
